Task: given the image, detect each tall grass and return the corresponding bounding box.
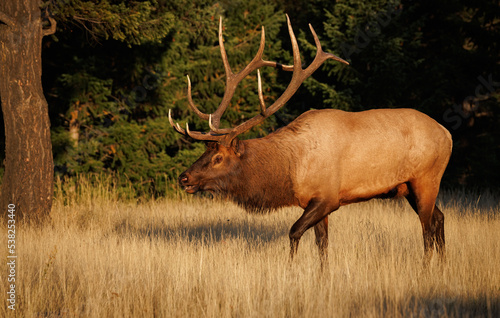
[1,179,499,317]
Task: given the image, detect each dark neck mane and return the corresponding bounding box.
[223,138,298,213]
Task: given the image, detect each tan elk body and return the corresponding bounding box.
[271,108,451,207]
[170,16,452,265]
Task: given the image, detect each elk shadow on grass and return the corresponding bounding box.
[403,295,500,318]
[114,218,289,245]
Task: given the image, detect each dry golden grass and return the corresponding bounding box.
[1,181,499,317]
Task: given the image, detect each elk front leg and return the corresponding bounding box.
[289,199,337,262]
[314,216,329,269]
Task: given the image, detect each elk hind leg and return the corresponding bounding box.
[406,180,443,265]
[433,204,445,262]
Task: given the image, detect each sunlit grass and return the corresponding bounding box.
[1,181,499,317]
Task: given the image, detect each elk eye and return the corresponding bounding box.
[213,154,223,165]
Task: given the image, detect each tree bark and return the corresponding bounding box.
[0,0,55,222]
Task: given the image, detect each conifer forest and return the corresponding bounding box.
[1,0,499,197]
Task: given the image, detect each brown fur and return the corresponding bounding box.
[226,139,299,212]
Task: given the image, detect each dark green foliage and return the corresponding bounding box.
[299,0,500,188]
[1,0,498,196]
[40,0,289,196]
[43,0,175,45]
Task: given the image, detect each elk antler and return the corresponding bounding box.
[169,15,349,147]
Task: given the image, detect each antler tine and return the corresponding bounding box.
[208,114,234,134]
[305,24,350,72]
[219,16,233,80]
[168,109,186,134]
[308,23,324,55]
[169,108,230,141]
[184,122,230,142]
[186,75,211,120]
[287,14,303,74]
[237,25,266,77]
[257,70,266,115]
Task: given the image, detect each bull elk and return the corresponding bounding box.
[169,15,452,266]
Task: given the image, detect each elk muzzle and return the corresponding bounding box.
[178,172,199,194]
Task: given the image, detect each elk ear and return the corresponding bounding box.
[230,138,245,157]
[206,141,218,150]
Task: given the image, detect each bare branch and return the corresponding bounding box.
[0,11,15,27]
[42,16,57,36]
[72,15,103,24]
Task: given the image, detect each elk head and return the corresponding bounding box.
[178,141,244,195]
[169,15,348,194]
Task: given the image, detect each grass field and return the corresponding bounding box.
[1,180,499,317]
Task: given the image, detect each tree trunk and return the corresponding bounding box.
[0,0,55,222]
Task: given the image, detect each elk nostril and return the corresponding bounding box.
[178,173,189,185]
